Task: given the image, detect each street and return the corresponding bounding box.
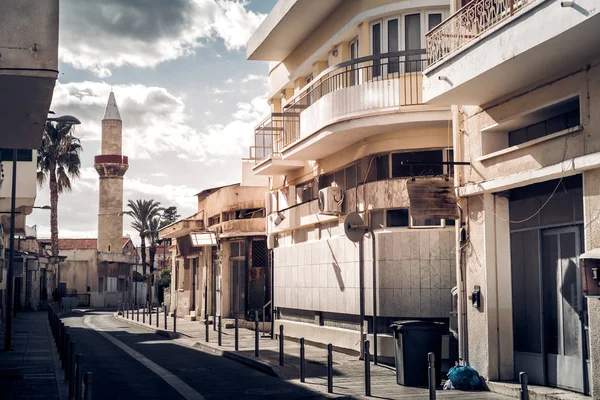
[62,311,324,399]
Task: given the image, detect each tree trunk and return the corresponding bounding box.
[149,244,156,275]
[49,166,59,257]
[140,235,146,276]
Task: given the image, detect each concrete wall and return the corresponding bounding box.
[0,151,38,212]
[97,177,124,253]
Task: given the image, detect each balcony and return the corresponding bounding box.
[94,155,129,178]
[220,218,266,239]
[423,0,600,105]
[252,51,449,171]
[94,155,129,164]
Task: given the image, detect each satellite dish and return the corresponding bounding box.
[344,212,366,243]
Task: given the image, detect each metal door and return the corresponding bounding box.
[230,259,246,318]
[542,227,585,392]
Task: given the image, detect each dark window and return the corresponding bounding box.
[392,150,443,177]
[387,19,399,73]
[376,154,390,180]
[370,211,384,230]
[428,13,442,31]
[345,164,357,189]
[508,102,580,147]
[319,173,335,190]
[372,23,381,77]
[0,149,33,162]
[297,181,316,203]
[412,218,442,227]
[445,219,456,226]
[334,170,345,190]
[387,209,409,227]
[405,14,422,72]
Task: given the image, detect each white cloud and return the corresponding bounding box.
[211,87,235,94]
[59,0,266,77]
[241,74,269,83]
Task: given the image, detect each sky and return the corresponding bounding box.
[29,0,278,243]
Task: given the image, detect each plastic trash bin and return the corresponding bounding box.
[390,320,444,386]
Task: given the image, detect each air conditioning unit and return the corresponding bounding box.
[267,233,276,250]
[318,186,343,216]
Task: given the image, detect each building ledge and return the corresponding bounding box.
[476,126,582,163]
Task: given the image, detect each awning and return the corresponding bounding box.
[190,232,217,247]
[580,248,600,260]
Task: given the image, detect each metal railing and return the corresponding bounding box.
[252,50,426,162]
[426,0,535,67]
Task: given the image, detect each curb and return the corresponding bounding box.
[113,313,182,339]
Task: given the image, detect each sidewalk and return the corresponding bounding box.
[0,311,67,400]
[117,308,509,399]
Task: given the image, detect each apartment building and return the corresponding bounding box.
[423,0,600,395]
[159,162,269,322]
[247,0,456,360]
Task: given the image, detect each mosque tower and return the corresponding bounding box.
[94,92,128,253]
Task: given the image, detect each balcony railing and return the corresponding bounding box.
[426,0,535,67]
[252,51,427,162]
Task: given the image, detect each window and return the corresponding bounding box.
[319,173,335,190]
[208,214,220,226]
[370,208,445,229]
[117,278,126,292]
[230,241,245,258]
[376,154,390,181]
[98,277,104,293]
[508,103,580,147]
[371,22,382,77]
[428,13,442,31]
[387,19,399,73]
[405,14,422,72]
[306,73,314,84]
[411,217,443,228]
[392,150,444,177]
[0,149,33,162]
[107,277,117,292]
[345,164,358,190]
[387,209,409,227]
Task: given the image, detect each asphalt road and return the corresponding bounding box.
[62,311,324,400]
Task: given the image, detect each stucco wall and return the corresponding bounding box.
[98,177,124,253]
[101,120,123,155]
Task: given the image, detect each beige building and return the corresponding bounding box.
[247,0,456,360]
[423,0,600,396]
[159,163,269,322]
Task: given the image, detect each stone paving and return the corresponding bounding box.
[119,307,511,399]
[0,311,66,400]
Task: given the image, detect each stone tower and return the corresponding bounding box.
[94,92,128,253]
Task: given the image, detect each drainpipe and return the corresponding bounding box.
[359,238,365,359]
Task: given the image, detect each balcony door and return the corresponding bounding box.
[349,38,359,86]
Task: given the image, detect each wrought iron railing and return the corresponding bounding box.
[252,50,427,162]
[426,0,535,67]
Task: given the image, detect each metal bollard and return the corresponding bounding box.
[126,302,129,319]
[213,314,217,332]
[64,333,71,379]
[234,317,238,350]
[149,303,152,326]
[300,338,305,383]
[254,318,259,357]
[173,309,176,333]
[164,304,167,329]
[69,342,76,398]
[520,372,529,400]
[137,304,139,322]
[84,372,92,400]
[364,340,371,396]
[75,354,83,400]
[279,325,284,366]
[428,352,436,400]
[327,344,333,394]
[218,316,222,346]
[156,305,159,328]
[205,318,210,343]
[143,302,146,324]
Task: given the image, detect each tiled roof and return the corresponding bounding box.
[38,237,132,250]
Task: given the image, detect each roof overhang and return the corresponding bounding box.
[246,0,343,61]
[252,156,304,175]
[159,219,204,239]
[190,232,217,247]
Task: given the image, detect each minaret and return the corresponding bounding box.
[94,92,128,253]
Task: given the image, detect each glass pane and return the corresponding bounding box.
[543,233,560,355]
[334,170,345,190]
[412,218,442,227]
[376,154,389,180]
[428,13,442,31]
[511,230,542,353]
[370,211,384,230]
[387,19,399,73]
[231,242,239,257]
[345,165,357,189]
[560,232,581,357]
[387,209,409,227]
[405,14,421,72]
[372,23,381,77]
[392,151,443,177]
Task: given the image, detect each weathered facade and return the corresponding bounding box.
[423,0,600,396]
[159,163,269,322]
[246,0,456,360]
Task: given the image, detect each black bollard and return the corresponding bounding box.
[69,342,76,398]
[164,305,168,330]
[300,338,305,383]
[327,344,333,393]
[59,323,65,360]
[520,372,529,400]
[75,354,83,400]
[234,317,238,350]
[205,317,210,343]
[143,302,146,324]
[126,302,129,319]
[218,316,222,346]
[428,352,436,400]
[64,333,71,379]
[364,340,371,396]
[149,303,152,326]
[254,318,259,357]
[173,309,176,333]
[84,372,92,400]
[137,303,139,322]
[279,325,284,366]
[156,305,159,328]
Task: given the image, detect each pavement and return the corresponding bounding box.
[0,311,64,400]
[117,306,511,399]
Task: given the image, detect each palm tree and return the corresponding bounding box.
[124,199,162,277]
[148,206,180,273]
[37,122,83,257]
